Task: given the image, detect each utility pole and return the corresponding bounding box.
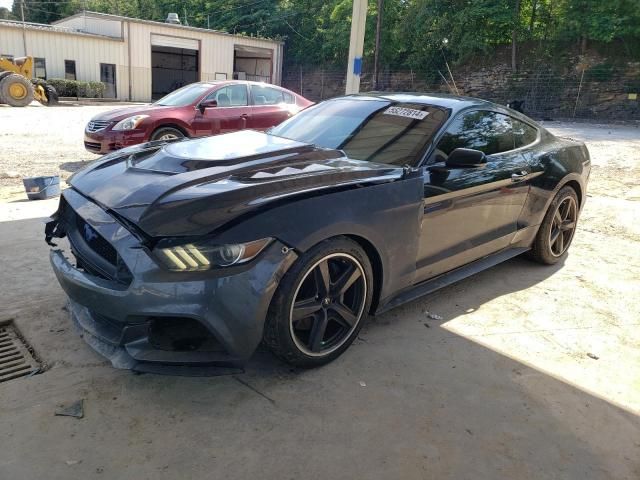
[183,6,188,26]
[207,15,210,29]
[373,0,383,90]
[345,0,367,95]
[20,0,27,56]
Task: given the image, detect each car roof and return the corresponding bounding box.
[340,92,496,113]
[195,80,291,88]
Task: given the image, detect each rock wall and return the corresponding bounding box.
[283,63,640,120]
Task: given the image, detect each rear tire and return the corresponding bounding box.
[263,237,373,368]
[529,186,579,265]
[150,126,185,141]
[0,74,34,107]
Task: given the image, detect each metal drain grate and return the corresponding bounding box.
[0,322,41,383]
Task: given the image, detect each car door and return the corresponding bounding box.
[248,84,292,130]
[415,110,532,281]
[191,84,251,136]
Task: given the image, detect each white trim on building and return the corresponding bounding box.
[0,11,284,102]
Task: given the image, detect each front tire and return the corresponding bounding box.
[264,237,373,368]
[0,74,34,107]
[529,186,579,265]
[150,126,185,141]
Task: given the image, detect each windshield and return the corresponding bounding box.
[154,83,212,106]
[269,98,449,165]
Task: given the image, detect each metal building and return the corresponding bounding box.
[0,11,284,101]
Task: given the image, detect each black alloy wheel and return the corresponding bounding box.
[549,195,578,257]
[529,186,580,265]
[264,236,373,367]
[289,253,367,356]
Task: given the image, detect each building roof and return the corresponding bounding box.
[51,11,283,45]
[0,18,122,41]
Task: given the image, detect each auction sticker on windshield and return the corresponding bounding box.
[383,106,429,120]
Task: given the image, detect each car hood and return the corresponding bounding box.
[68,130,405,237]
[89,104,178,122]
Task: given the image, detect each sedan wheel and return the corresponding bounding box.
[264,237,373,367]
[150,127,185,142]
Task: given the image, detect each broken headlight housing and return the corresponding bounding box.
[154,238,272,271]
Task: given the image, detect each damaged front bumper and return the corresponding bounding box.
[47,189,297,375]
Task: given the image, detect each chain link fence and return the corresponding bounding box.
[283,65,640,120]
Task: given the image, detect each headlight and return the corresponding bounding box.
[112,115,149,131]
[154,238,273,271]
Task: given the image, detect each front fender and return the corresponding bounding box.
[213,172,425,303]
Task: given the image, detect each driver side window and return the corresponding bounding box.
[432,110,515,162]
[205,84,248,107]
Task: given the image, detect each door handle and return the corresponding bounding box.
[240,114,249,118]
[511,170,529,182]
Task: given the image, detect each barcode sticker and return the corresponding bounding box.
[383,106,429,120]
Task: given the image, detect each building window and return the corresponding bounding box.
[64,60,76,80]
[34,58,47,79]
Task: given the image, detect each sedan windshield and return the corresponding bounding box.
[269,98,449,166]
[155,83,212,106]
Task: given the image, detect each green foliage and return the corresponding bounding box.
[47,79,105,98]
[11,0,640,69]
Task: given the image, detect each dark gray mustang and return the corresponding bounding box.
[46,93,590,374]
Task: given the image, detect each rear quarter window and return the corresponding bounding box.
[512,118,538,148]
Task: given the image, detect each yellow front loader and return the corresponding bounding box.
[0,56,58,107]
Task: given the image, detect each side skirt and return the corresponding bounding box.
[375,247,530,315]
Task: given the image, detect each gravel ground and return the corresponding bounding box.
[0,105,639,479]
[0,103,140,200]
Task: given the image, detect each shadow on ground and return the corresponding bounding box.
[0,216,638,480]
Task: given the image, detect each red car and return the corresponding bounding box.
[84,81,312,154]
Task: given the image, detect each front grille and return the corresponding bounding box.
[86,120,111,133]
[61,199,132,285]
[74,214,118,265]
[84,141,101,152]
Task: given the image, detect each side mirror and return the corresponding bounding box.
[445,148,487,168]
[198,99,217,113]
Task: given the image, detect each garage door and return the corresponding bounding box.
[151,45,199,100]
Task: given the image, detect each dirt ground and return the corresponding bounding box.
[0,104,639,480]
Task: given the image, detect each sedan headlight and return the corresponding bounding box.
[155,238,273,271]
[112,115,149,131]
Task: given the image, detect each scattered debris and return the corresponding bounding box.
[65,460,82,466]
[423,323,431,328]
[424,311,443,321]
[55,399,84,419]
[586,352,599,360]
[359,381,366,387]
[465,428,474,435]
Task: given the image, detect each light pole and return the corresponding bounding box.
[345,0,367,95]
